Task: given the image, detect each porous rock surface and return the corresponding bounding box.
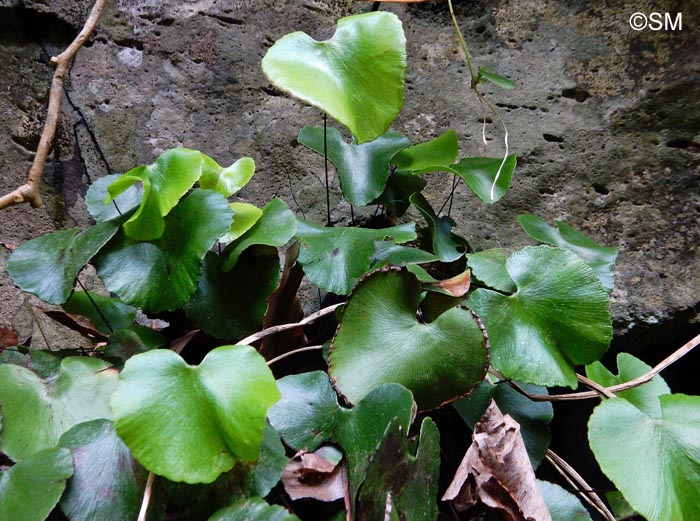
[0,0,698,353]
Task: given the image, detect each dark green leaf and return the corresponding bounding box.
[262,12,406,144]
[371,241,439,267]
[222,198,296,271]
[200,156,255,197]
[6,221,120,305]
[209,497,300,521]
[296,221,416,295]
[451,154,517,203]
[86,174,142,222]
[391,130,459,173]
[185,249,281,340]
[518,214,618,292]
[468,246,612,388]
[371,171,427,217]
[465,249,516,293]
[357,417,440,521]
[537,480,592,521]
[0,357,118,460]
[298,126,409,206]
[330,268,488,410]
[454,380,553,467]
[95,189,233,312]
[59,419,149,521]
[478,68,517,90]
[0,448,73,521]
[409,193,462,262]
[0,349,62,379]
[104,325,166,366]
[62,290,137,335]
[112,345,279,484]
[589,394,700,521]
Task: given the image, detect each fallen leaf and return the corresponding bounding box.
[38,308,107,341]
[442,400,551,521]
[281,446,348,503]
[425,269,471,297]
[0,327,20,349]
[134,310,169,331]
[170,329,200,355]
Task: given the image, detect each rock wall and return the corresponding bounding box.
[1,0,698,354]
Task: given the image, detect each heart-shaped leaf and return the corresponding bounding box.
[468,246,612,388]
[262,11,406,144]
[409,193,462,262]
[95,189,233,312]
[586,353,670,417]
[330,268,489,410]
[222,198,297,271]
[589,394,700,521]
[466,249,516,293]
[268,372,415,504]
[62,290,137,335]
[391,130,459,173]
[296,221,416,295]
[298,126,409,205]
[185,249,281,340]
[209,497,300,521]
[5,221,120,305]
[537,480,592,521]
[518,214,618,292]
[454,380,553,467]
[220,203,263,244]
[200,156,255,197]
[0,357,118,460]
[0,448,73,521]
[111,345,279,484]
[450,155,517,203]
[86,174,142,222]
[357,417,440,521]
[59,419,149,521]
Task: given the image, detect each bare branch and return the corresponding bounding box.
[137,472,155,521]
[267,345,324,366]
[0,0,107,210]
[239,303,343,346]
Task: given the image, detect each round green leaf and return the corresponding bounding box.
[63,290,137,335]
[0,357,118,461]
[0,448,73,521]
[59,419,148,521]
[262,11,406,144]
[298,126,409,206]
[296,221,416,295]
[185,250,281,340]
[95,189,233,312]
[468,246,612,388]
[111,345,280,484]
[5,221,120,305]
[200,156,255,197]
[330,268,489,410]
[391,129,459,174]
[518,214,618,292]
[451,154,517,203]
[220,203,263,244]
[537,480,592,521]
[86,174,143,222]
[589,394,700,521]
[222,198,296,271]
[209,497,300,521]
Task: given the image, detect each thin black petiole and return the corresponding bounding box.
[76,278,114,333]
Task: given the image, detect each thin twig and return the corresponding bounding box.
[0,0,106,210]
[545,450,615,521]
[238,303,343,346]
[137,472,155,521]
[577,373,615,399]
[266,345,324,366]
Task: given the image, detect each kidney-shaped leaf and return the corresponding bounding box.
[298,126,409,206]
[59,419,148,521]
[200,156,255,197]
[296,221,416,295]
[518,214,618,292]
[111,345,279,484]
[5,221,120,305]
[391,130,459,174]
[209,497,300,521]
[330,268,489,410]
[589,394,700,521]
[468,246,612,388]
[95,189,233,312]
[451,155,517,203]
[0,448,73,521]
[0,357,118,461]
[262,11,406,144]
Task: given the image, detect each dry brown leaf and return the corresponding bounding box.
[0,327,20,349]
[39,308,107,341]
[170,329,200,355]
[442,400,551,521]
[425,269,471,297]
[281,446,348,503]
